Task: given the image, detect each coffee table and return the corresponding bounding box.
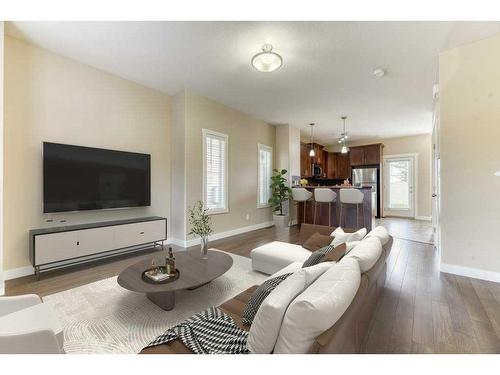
[117,249,233,310]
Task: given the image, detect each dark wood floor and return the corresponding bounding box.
[5,222,500,353]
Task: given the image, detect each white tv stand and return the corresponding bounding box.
[29,216,167,279]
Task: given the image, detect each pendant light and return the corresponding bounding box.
[340,116,349,154]
[308,123,315,157]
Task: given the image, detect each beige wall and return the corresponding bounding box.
[439,33,500,277]
[181,91,275,239]
[170,91,187,241]
[3,36,171,271]
[275,124,300,222]
[327,134,432,218]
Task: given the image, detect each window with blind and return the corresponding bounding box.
[258,144,273,208]
[203,129,228,214]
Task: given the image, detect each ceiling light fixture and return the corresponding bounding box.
[373,68,386,78]
[308,123,316,157]
[340,116,349,154]
[251,44,283,73]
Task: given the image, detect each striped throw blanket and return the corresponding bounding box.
[144,307,249,354]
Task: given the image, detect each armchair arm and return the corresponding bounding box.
[0,294,42,317]
[0,329,62,354]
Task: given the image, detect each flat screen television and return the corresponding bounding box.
[43,142,151,213]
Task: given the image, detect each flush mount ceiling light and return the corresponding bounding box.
[339,116,349,154]
[373,68,386,78]
[251,44,283,72]
[308,123,316,157]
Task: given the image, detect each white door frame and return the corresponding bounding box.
[0,22,4,295]
[432,84,441,257]
[382,153,418,219]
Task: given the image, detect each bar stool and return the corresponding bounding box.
[339,189,365,229]
[313,188,337,226]
[292,188,313,225]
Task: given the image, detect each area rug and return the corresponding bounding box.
[43,251,266,354]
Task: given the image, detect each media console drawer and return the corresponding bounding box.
[114,220,166,249]
[30,217,167,277]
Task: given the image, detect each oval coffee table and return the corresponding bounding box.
[117,249,233,311]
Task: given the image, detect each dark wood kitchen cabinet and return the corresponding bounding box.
[363,144,382,165]
[349,144,383,166]
[336,153,351,179]
[300,142,312,177]
[326,152,337,178]
[326,152,351,179]
[349,147,365,167]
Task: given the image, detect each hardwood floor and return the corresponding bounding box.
[5,220,500,353]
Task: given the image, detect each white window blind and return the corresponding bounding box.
[203,129,228,213]
[258,144,273,208]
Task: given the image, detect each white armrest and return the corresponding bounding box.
[0,329,62,354]
[0,294,42,317]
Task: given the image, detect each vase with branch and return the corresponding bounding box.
[188,201,214,259]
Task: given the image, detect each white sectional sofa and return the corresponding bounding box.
[251,224,386,275]
[141,223,393,354]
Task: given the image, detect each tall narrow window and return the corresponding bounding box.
[258,144,273,208]
[203,129,228,214]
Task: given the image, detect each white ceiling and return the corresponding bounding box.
[7,21,500,146]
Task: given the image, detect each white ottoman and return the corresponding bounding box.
[251,241,311,275]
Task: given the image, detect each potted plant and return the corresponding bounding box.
[268,169,292,228]
[188,201,214,259]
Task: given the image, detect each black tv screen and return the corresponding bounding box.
[43,142,151,213]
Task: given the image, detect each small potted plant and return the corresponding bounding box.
[188,201,214,259]
[268,169,292,228]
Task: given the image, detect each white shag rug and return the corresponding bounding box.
[43,252,266,354]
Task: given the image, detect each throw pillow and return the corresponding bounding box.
[330,227,367,247]
[322,243,348,262]
[302,232,334,252]
[365,226,390,245]
[302,243,346,268]
[343,236,382,272]
[246,262,332,353]
[242,272,292,325]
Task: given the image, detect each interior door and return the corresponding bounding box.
[383,155,415,218]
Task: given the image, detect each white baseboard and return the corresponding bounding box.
[289,219,298,226]
[4,239,178,282]
[4,265,34,280]
[172,221,274,248]
[2,224,274,281]
[440,263,500,283]
[415,216,432,221]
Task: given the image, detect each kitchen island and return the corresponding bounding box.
[296,186,374,231]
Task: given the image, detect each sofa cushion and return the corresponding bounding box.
[251,241,311,275]
[302,243,346,268]
[265,261,303,280]
[302,232,334,252]
[242,273,293,325]
[273,257,361,354]
[365,226,390,246]
[330,227,367,247]
[246,262,332,354]
[343,236,382,273]
[345,241,361,253]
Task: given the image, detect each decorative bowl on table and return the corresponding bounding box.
[142,266,180,284]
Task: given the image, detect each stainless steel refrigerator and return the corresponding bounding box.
[352,167,380,218]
